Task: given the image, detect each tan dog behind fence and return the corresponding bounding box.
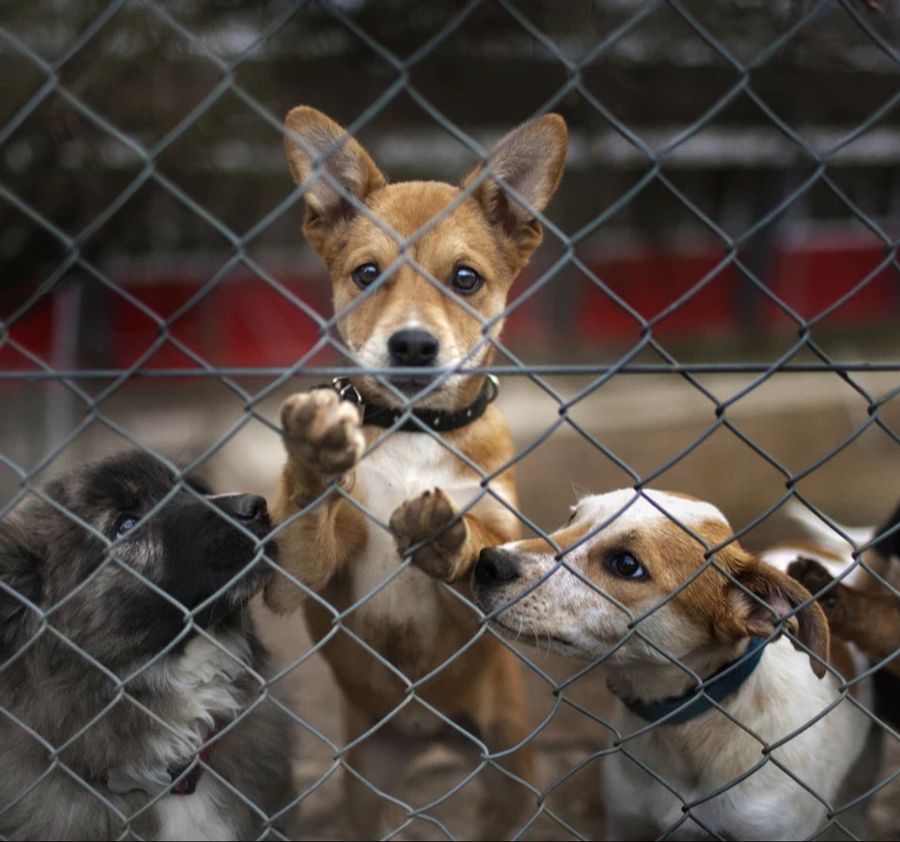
[265,106,567,836]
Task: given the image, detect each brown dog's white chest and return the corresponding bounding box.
[348,433,481,641]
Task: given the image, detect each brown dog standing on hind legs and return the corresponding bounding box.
[264,106,567,836]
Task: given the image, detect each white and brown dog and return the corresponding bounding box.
[473,489,873,840]
[264,106,567,835]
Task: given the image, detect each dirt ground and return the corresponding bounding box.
[2,368,898,839]
[256,606,900,841]
[256,603,615,840]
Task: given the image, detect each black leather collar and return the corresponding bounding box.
[323,375,499,434]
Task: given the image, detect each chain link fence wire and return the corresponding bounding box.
[1,0,899,839]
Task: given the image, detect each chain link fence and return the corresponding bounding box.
[1,1,899,839]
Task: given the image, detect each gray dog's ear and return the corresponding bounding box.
[0,523,42,646]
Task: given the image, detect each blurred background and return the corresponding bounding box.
[1,1,898,838]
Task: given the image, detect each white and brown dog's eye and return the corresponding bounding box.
[450,266,483,294]
[608,552,648,580]
[351,262,380,289]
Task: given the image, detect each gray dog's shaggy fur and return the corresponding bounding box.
[0,451,295,840]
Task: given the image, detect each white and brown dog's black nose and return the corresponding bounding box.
[475,547,521,586]
[388,328,440,367]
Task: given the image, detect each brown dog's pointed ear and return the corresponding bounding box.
[283,106,386,245]
[462,113,567,265]
[720,555,830,678]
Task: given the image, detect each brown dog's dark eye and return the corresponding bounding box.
[352,263,380,289]
[451,266,483,295]
[608,552,648,581]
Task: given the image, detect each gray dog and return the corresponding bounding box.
[0,451,295,840]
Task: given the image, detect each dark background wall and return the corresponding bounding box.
[2,0,898,371]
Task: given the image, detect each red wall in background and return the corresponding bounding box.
[2,231,897,372]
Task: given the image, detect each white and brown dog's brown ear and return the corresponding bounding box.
[718,554,830,678]
[283,106,386,249]
[462,113,568,265]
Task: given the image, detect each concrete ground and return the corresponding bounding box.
[1,365,898,839]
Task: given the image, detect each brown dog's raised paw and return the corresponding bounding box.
[281,389,364,477]
[788,556,847,620]
[788,557,836,597]
[390,488,467,581]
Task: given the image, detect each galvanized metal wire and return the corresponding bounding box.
[1,1,899,840]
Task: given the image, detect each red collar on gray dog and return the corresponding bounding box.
[324,375,499,434]
[106,727,220,798]
[168,738,216,796]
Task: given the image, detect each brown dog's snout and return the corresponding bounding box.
[475,548,520,586]
[388,329,440,367]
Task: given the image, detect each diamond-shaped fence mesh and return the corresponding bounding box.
[1,1,899,840]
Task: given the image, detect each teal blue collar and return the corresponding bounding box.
[617,636,769,726]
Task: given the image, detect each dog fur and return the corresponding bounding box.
[264,106,567,836]
[786,499,900,733]
[789,557,900,677]
[0,451,295,840]
[473,489,872,840]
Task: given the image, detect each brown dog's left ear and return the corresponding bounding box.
[462,114,567,265]
[721,556,830,679]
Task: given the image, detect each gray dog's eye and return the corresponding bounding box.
[115,515,139,540]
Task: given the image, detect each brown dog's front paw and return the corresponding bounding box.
[280,389,364,477]
[788,557,847,623]
[788,557,836,597]
[390,488,468,581]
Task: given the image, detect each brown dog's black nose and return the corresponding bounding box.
[388,329,439,367]
[475,548,520,585]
